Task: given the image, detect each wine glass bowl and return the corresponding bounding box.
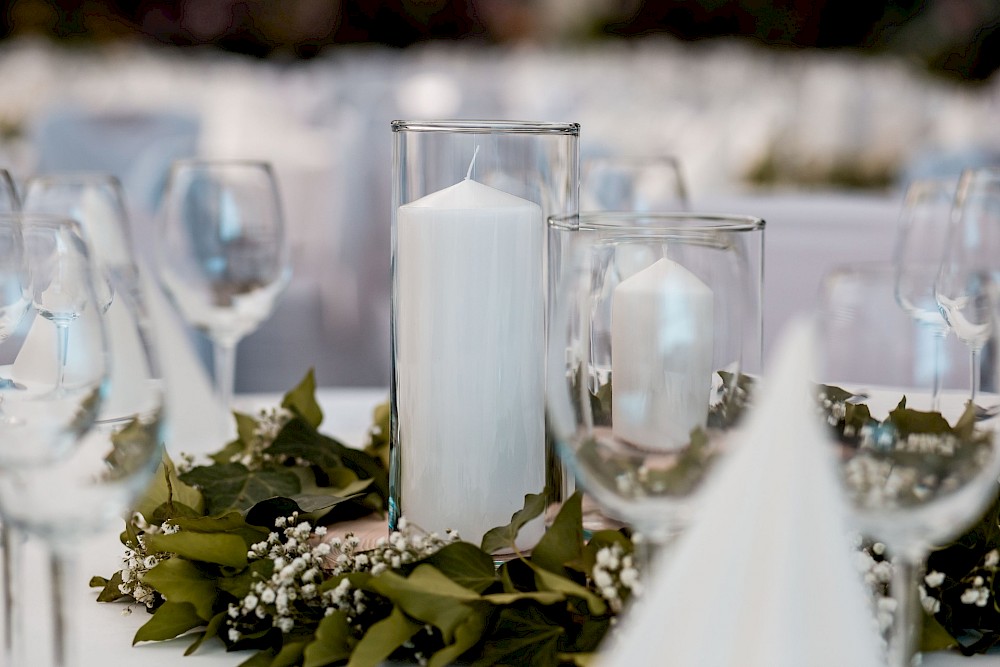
[816,261,1000,666]
[156,159,290,409]
[935,167,1000,403]
[547,212,758,550]
[581,155,689,212]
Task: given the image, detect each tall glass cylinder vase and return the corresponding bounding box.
[390,120,579,553]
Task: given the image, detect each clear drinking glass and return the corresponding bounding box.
[546,212,759,565]
[581,155,689,212]
[390,120,579,552]
[155,159,290,413]
[0,214,112,667]
[892,177,959,412]
[0,170,19,666]
[816,261,1000,667]
[936,167,1000,407]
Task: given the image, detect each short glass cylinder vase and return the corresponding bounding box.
[546,212,763,550]
[390,119,579,552]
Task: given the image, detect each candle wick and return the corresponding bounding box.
[465,145,480,181]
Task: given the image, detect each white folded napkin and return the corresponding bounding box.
[598,317,883,667]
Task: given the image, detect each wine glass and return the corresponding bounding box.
[815,261,1000,667]
[546,212,757,568]
[0,171,21,667]
[0,214,113,667]
[892,177,959,412]
[581,155,689,212]
[935,167,1000,407]
[155,159,290,414]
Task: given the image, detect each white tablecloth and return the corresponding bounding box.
[15,387,992,666]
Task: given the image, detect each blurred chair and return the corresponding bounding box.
[32,107,200,222]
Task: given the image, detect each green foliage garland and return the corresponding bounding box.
[92,370,636,667]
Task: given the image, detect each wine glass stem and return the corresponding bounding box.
[1,525,21,667]
[47,548,75,667]
[213,338,237,413]
[888,555,920,667]
[55,321,69,391]
[971,347,982,404]
[930,332,944,413]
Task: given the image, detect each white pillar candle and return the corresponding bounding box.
[396,176,545,549]
[611,257,714,450]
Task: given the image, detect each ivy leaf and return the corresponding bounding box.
[267,419,388,502]
[90,571,128,602]
[888,404,952,437]
[346,606,422,667]
[141,558,218,620]
[144,530,249,568]
[135,453,205,521]
[364,400,390,469]
[480,491,547,555]
[473,606,564,667]
[369,566,480,643]
[133,601,205,644]
[303,610,354,667]
[271,640,307,667]
[530,491,584,577]
[281,368,323,429]
[417,542,498,594]
[180,463,302,514]
[217,560,274,599]
[531,564,607,616]
[922,612,960,652]
[184,611,227,656]
[209,413,260,465]
[428,608,488,667]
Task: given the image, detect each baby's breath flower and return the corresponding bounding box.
[116,514,177,609]
[590,543,641,613]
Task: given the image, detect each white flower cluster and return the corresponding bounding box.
[118,514,179,610]
[591,543,641,613]
[227,512,331,641]
[327,517,460,577]
[922,549,998,613]
[855,540,895,641]
[818,392,848,427]
[230,406,293,470]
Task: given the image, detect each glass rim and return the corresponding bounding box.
[558,211,765,232]
[391,119,580,135]
[170,158,274,170]
[27,171,125,187]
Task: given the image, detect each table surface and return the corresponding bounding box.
[18,387,994,666]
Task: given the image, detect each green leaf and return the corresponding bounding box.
[135,453,205,521]
[144,530,249,568]
[530,491,584,577]
[184,611,227,656]
[481,590,565,605]
[531,563,607,616]
[888,404,952,437]
[473,606,564,667]
[271,640,307,667]
[141,558,218,620]
[418,542,498,594]
[428,608,487,667]
[480,491,547,555]
[237,650,278,667]
[133,601,205,644]
[217,560,274,599]
[91,571,128,602]
[369,566,480,642]
[303,610,354,667]
[346,606,422,667]
[921,612,959,652]
[181,463,302,514]
[282,368,323,429]
[267,419,388,502]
